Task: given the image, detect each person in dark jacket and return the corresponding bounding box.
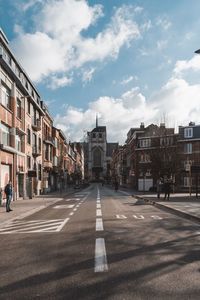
[164,178,171,200]
[4,181,13,212]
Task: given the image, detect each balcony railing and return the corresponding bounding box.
[32,145,41,157]
[32,118,41,131]
[44,136,55,146]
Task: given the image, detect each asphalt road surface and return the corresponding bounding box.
[1,183,200,300]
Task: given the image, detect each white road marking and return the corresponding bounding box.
[133,215,144,219]
[53,205,75,209]
[73,208,77,211]
[116,215,127,219]
[56,218,70,232]
[96,203,101,209]
[0,219,69,234]
[151,215,163,220]
[96,218,104,231]
[69,212,74,216]
[94,238,108,272]
[96,209,102,217]
[97,200,100,204]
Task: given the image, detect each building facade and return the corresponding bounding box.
[85,122,118,182]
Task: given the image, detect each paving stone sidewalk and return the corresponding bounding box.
[133,193,200,224]
[0,188,83,225]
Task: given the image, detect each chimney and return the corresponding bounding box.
[140,122,145,129]
[160,123,165,128]
[189,121,195,126]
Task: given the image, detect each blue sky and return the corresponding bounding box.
[1,0,200,143]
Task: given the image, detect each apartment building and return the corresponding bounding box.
[0,28,45,200]
[135,123,178,191]
[178,122,200,192]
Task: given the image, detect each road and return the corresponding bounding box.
[0,183,200,300]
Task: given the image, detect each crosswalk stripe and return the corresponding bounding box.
[0,221,64,232]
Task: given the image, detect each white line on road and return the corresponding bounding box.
[53,205,75,209]
[73,208,77,211]
[69,212,74,216]
[96,209,102,217]
[151,215,163,220]
[116,215,127,219]
[96,218,104,231]
[56,218,70,232]
[133,215,144,219]
[94,238,108,272]
[96,203,101,209]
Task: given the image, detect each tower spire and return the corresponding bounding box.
[96,113,98,128]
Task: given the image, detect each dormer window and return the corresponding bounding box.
[184,128,193,138]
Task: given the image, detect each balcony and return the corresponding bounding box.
[44,136,55,146]
[32,145,41,157]
[44,160,53,169]
[32,118,41,131]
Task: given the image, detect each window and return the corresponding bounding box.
[17,98,21,119]
[1,83,11,109]
[93,148,101,166]
[16,134,22,152]
[27,128,31,144]
[184,128,193,138]
[38,164,42,180]
[184,177,190,187]
[93,133,96,138]
[1,123,10,146]
[184,143,192,154]
[45,144,49,160]
[139,139,151,148]
[38,137,41,151]
[27,156,31,169]
[99,133,102,138]
[28,100,31,114]
[140,153,150,162]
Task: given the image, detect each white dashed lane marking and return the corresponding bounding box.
[53,205,75,209]
[94,238,108,272]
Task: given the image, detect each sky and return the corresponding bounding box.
[1,0,200,144]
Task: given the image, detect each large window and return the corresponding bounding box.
[93,148,101,166]
[17,98,22,119]
[1,83,11,109]
[1,123,10,146]
[184,128,193,138]
[139,139,151,148]
[184,143,192,154]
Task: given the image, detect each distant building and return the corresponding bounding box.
[85,117,118,182]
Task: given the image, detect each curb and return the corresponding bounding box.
[132,194,200,225]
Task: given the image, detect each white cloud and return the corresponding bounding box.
[54,75,200,143]
[48,75,73,90]
[174,55,200,75]
[157,39,168,51]
[11,1,140,85]
[156,17,172,30]
[120,75,137,85]
[82,68,96,84]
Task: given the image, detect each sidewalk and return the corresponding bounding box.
[0,187,83,225]
[132,192,200,224]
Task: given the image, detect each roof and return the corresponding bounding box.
[91,126,106,133]
[106,143,118,157]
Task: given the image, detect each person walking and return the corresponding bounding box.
[4,180,13,212]
[114,179,119,192]
[164,178,171,201]
[156,178,162,199]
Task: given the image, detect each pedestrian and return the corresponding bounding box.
[164,178,171,200]
[156,178,162,199]
[4,180,13,212]
[114,180,119,192]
